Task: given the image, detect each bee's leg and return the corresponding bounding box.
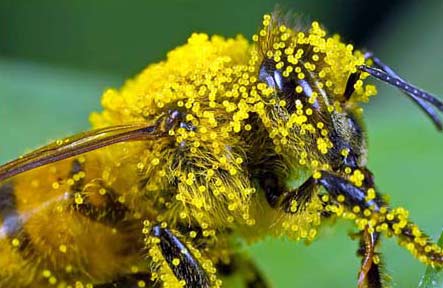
[73,184,129,226]
[313,171,384,288]
[94,273,157,288]
[265,167,443,286]
[264,171,384,288]
[68,159,129,226]
[315,170,443,287]
[217,253,270,288]
[151,225,211,288]
[356,230,382,288]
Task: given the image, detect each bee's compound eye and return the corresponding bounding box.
[296,79,314,97]
[258,59,320,113]
[259,61,283,90]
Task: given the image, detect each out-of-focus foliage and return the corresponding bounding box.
[0,0,405,76]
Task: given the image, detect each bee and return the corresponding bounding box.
[1,11,443,288]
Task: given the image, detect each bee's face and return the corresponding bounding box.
[254,17,375,173]
[259,58,367,170]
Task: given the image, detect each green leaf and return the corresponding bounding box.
[418,230,443,288]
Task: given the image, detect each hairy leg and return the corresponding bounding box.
[261,170,384,287]
[151,225,211,288]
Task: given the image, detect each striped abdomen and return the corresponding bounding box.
[0,155,148,287]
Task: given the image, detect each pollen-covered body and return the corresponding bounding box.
[0,155,147,287]
[1,13,442,288]
[88,18,374,239]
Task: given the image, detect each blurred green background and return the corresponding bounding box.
[1,0,443,287]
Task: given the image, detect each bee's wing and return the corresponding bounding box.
[0,121,169,182]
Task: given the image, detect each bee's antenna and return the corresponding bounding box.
[359,65,443,110]
[358,57,443,131]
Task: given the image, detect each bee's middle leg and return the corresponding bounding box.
[151,225,211,288]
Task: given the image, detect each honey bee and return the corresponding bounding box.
[1,11,443,288]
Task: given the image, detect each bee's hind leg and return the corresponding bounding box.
[217,253,270,288]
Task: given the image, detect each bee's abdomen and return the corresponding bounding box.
[0,156,145,288]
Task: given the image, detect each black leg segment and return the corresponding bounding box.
[316,171,381,210]
[152,225,210,288]
[266,170,385,288]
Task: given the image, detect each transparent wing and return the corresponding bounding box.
[0,121,170,182]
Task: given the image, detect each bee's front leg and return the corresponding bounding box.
[316,171,388,288]
[261,171,384,288]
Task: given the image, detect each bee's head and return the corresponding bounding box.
[255,14,376,172]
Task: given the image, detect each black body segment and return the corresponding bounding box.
[259,171,285,208]
[0,182,32,252]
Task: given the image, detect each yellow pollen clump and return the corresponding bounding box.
[172,258,180,266]
[42,270,51,278]
[11,238,20,247]
[59,245,67,253]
